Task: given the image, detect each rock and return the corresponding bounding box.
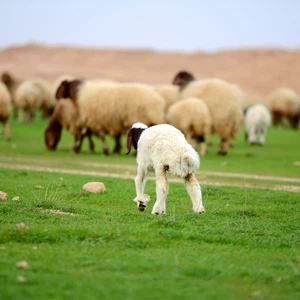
[0,191,8,200]
[16,260,29,269]
[83,182,106,193]
[12,196,20,201]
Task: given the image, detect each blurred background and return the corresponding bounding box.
[1,0,300,101]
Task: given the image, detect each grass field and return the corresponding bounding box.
[0,115,300,299]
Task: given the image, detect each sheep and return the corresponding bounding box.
[268,87,300,129]
[166,97,211,156]
[14,78,52,123]
[1,72,21,119]
[126,122,205,215]
[172,71,244,155]
[0,82,12,140]
[153,84,180,112]
[244,103,271,145]
[50,79,165,154]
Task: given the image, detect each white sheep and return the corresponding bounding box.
[244,104,271,145]
[53,80,165,154]
[0,82,12,140]
[173,71,244,155]
[166,97,212,156]
[153,84,180,112]
[126,122,205,215]
[268,87,300,129]
[14,78,52,122]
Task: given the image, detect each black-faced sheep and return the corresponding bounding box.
[0,82,12,140]
[126,122,205,215]
[48,79,165,154]
[172,71,244,155]
[244,104,271,145]
[268,87,300,129]
[166,97,211,156]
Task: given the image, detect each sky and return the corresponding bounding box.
[1,0,300,53]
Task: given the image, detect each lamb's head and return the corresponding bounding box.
[44,120,63,150]
[126,122,148,155]
[172,70,195,90]
[55,79,83,102]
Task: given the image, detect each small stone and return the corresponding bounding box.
[17,275,26,282]
[16,223,29,230]
[0,191,8,200]
[83,182,106,193]
[12,196,20,201]
[35,185,44,189]
[16,260,29,269]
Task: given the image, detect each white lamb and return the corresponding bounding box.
[126,122,205,215]
[244,104,271,145]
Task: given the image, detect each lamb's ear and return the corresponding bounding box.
[55,80,70,100]
[126,128,134,155]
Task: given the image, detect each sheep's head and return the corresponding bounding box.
[45,120,63,150]
[1,72,14,87]
[55,79,83,102]
[126,123,148,155]
[172,70,195,90]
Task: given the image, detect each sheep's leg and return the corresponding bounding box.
[3,120,11,141]
[151,167,168,215]
[99,134,109,155]
[73,134,83,153]
[218,138,228,155]
[185,173,205,214]
[134,165,148,212]
[113,133,122,154]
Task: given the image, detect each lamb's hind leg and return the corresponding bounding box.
[152,167,168,215]
[185,173,205,213]
[134,165,148,212]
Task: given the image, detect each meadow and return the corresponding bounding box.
[0,115,299,299]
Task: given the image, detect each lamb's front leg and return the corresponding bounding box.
[134,165,148,212]
[185,173,205,214]
[152,168,168,215]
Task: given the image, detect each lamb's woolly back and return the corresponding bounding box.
[137,124,200,178]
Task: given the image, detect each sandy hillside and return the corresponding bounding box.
[1,43,300,103]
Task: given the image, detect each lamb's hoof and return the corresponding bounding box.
[138,202,147,212]
[194,206,205,214]
[151,211,161,215]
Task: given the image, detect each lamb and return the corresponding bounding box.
[244,103,271,145]
[268,87,300,129]
[0,82,12,140]
[126,122,205,215]
[166,97,211,156]
[49,79,165,154]
[172,71,244,155]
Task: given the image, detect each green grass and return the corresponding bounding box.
[0,115,300,299]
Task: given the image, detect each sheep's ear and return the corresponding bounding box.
[68,79,82,102]
[55,80,70,100]
[126,129,134,155]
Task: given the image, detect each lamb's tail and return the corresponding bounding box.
[181,152,200,175]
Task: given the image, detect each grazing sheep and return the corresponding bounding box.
[1,72,20,119]
[0,82,12,140]
[244,104,271,145]
[14,78,52,123]
[44,98,98,153]
[126,122,205,215]
[172,71,244,155]
[51,80,165,154]
[153,84,180,112]
[166,97,211,156]
[268,87,300,129]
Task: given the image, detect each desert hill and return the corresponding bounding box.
[1,43,300,103]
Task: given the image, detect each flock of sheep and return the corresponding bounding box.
[1,70,300,157]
